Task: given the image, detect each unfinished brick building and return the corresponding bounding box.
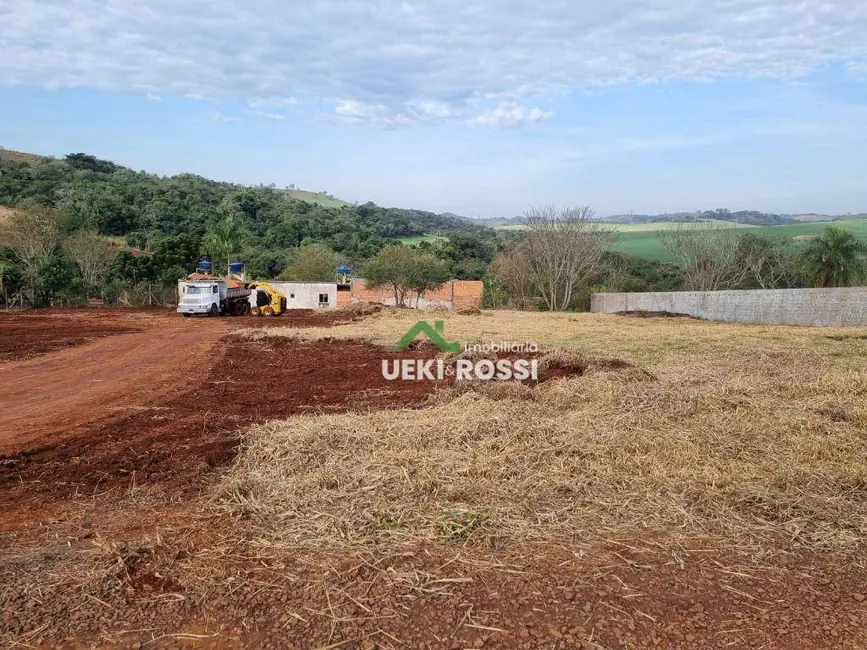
[348,279,483,311]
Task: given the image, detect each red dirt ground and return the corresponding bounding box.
[0,310,231,454]
[0,307,384,455]
[0,310,142,363]
[2,308,866,649]
[0,334,450,506]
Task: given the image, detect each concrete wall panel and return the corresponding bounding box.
[590,288,867,327]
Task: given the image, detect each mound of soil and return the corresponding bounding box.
[541,355,636,381]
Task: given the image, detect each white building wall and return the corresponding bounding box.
[268,282,338,309]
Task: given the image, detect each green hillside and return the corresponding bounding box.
[283,189,350,208]
[0,151,498,303]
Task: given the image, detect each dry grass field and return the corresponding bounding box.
[2,307,867,648]
[0,205,14,228]
[234,311,867,549]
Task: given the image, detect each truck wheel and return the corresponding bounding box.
[250,306,261,317]
[241,303,250,316]
[209,304,219,317]
[262,306,274,317]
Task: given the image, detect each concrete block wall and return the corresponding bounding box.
[590,287,867,327]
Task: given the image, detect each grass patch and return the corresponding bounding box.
[395,233,447,246]
[284,189,350,208]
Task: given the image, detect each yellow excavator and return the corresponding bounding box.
[248,282,287,316]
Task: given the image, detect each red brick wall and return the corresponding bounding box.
[349,280,483,310]
[452,280,484,310]
[350,281,393,305]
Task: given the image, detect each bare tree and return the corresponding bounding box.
[3,200,66,303]
[659,222,747,291]
[735,233,791,289]
[521,205,611,311]
[490,247,532,308]
[64,230,115,295]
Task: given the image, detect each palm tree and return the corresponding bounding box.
[201,215,249,278]
[800,226,866,288]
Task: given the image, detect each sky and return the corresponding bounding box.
[1,1,867,218]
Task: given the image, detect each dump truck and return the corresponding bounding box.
[177,278,251,316]
[248,281,287,316]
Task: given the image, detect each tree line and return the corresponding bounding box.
[0,153,499,306]
[1,152,863,310]
[484,208,867,311]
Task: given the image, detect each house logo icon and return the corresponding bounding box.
[392,321,461,353]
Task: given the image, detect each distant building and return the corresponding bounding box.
[265,279,484,311]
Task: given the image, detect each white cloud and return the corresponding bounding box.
[247,96,299,110]
[329,99,451,127]
[257,112,285,120]
[472,103,552,128]
[2,0,866,125]
[379,43,437,57]
[407,100,453,120]
[203,111,238,123]
[145,92,161,102]
[330,100,398,126]
[335,100,385,121]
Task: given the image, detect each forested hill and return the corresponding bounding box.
[0,151,493,268]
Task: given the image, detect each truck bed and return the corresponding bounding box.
[226,287,251,300]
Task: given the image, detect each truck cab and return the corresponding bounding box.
[177,281,224,316]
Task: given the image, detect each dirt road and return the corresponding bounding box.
[0,312,229,454]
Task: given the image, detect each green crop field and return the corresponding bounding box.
[396,234,447,246]
[497,218,752,234]
[608,219,756,233]
[608,219,867,261]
